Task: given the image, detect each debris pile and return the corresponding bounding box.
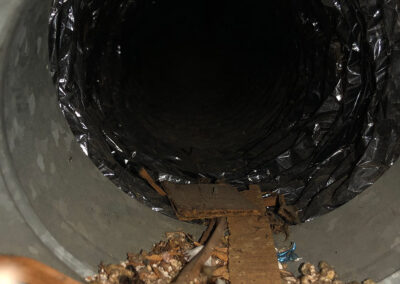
[279,261,376,284]
[85,231,229,284]
[85,230,376,284]
[84,189,375,284]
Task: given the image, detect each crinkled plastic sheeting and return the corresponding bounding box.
[49,0,400,221]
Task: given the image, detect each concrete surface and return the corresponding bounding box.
[0,0,399,283]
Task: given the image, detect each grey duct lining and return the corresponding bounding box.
[0,1,204,281]
[0,0,94,277]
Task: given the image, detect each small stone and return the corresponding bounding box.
[300,263,316,276]
[319,261,331,270]
[320,268,335,280]
[300,275,313,284]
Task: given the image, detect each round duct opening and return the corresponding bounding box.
[50,0,400,221]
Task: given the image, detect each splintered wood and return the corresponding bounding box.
[139,168,167,196]
[162,182,261,220]
[228,189,281,284]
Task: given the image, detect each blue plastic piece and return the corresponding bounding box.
[277,242,299,263]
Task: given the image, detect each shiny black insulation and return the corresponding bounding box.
[49,0,400,220]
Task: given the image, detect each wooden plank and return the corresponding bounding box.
[228,189,281,284]
[263,195,278,207]
[162,182,261,220]
[139,168,167,196]
[248,184,278,207]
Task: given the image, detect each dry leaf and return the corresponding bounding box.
[212,251,228,262]
[145,254,164,262]
[212,266,229,280]
[214,247,228,253]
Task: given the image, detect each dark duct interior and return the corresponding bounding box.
[50,0,400,220]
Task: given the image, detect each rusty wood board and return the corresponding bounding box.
[162,182,261,220]
[228,189,281,284]
[263,195,278,207]
[248,184,278,207]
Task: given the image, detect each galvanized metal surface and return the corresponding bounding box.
[0,0,204,280]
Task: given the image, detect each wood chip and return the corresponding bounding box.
[145,254,164,262]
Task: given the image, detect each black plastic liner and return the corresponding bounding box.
[49,0,400,221]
